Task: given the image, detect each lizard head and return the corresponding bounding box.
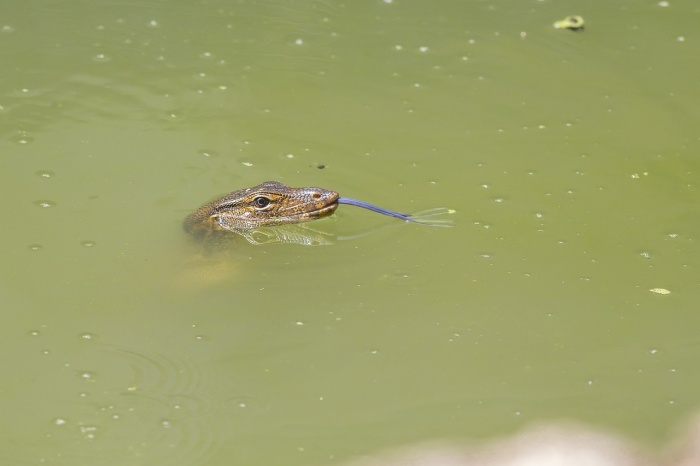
[185,181,339,235]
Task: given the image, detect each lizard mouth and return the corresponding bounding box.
[311,202,339,218]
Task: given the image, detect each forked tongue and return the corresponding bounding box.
[337,197,454,227]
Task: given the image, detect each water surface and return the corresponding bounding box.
[1,0,699,464]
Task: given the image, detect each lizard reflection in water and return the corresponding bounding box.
[184,180,453,248]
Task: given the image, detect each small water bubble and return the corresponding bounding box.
[418,46,429,52]
[79,333,96,341]
[639,251,651,259]
[14,132,34,144]
[28,244,43,251]
[33,200,56,208]
[146,19,160,28]
[197,149,219,158]
[295,321,305,326]
[394,44,403,51]
[493,197,504,203]
[369,349,379,355]
[649,348,658,355]
[42,349,51,355]
[535,212,543,219]
[35,170,54,178]
[161,419,172,429]
[2,25,15,33]
[200,51,213,59]
[79,371,97,381]
[225,396,270,414]
[194,335,205,341]
[80,425,98,439]
[81,241,96,248]
[29,330,40,337]
[53,418,67,426]
[295,38,303,45]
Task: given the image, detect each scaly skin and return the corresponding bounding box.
[184,181,340,238]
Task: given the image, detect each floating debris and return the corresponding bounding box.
[554,16,585,32]
[649,288,671,295]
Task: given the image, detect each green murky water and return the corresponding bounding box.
[1,0,699,464]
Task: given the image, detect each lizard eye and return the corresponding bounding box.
[253,196,271,209]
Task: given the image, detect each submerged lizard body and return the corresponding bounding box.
[184,181,340,238]
[181,181,451,288]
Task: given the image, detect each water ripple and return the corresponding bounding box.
[107,347,220,465]
[41,345,225,465]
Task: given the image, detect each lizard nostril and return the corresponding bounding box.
[312,193,321,200]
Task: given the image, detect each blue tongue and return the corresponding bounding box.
[338,197,411,221]
[337,197,454,227]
